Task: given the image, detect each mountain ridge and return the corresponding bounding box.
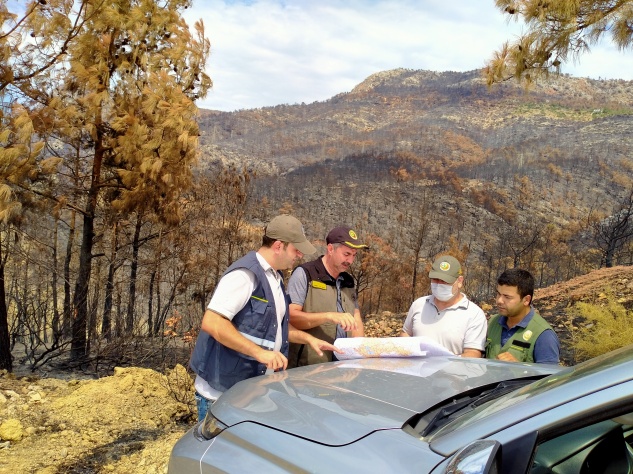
[193,67,633,299]
[196,67,633,172]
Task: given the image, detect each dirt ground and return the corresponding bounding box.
[0,364,194,474]
[1,265,632,473]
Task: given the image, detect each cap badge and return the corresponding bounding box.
[348,230,358,240]
[523,330,533,341]
[439,261,450,272]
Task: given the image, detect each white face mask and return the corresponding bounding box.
[431,282,455,302]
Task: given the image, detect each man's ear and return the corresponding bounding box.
[522,295,532,307]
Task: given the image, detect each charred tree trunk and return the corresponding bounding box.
[51,219,61,340]
[0,241,12,372]
[147,269,155,337]
[125,214,142,332]
[63,210,76,339]
[102,221,118,340]
[70,136,103,360]
[70,211,95,360]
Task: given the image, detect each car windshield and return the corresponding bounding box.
[425,350,632,440]
[406,378,540,437]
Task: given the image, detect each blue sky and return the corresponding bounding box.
[184,0,633,112]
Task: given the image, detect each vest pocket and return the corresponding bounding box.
[219,350,260,390]
[250,297,269,313]
[247,297,271,333]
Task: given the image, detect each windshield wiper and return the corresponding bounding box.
[421,380,530,437]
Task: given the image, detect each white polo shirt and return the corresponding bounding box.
[402,294,487,355]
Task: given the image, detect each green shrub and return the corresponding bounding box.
[569,294,633,361]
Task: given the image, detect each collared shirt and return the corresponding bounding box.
[207,252,285,350]
[196,252,286,400]
[497,308,560,364]
[402,294,487,355]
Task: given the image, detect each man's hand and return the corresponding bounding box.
[203,310,288,370]
[306,335,343,357]
[496,351,519,362]
[255,349,288,371]
[327,312,357,331]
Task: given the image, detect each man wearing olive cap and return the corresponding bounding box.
[190,215,340,420]
[286,225,368,367]
[400,255,487,358]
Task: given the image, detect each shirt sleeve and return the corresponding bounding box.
[207,268,256,320]
[463,307,488,351]
[287,267,308,306]
[533,329,561,364]
[402,299,419,336]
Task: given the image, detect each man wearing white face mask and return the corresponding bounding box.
[400,255,487,358]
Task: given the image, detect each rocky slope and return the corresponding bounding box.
[196,68,633,292]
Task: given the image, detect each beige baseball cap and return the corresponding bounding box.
[265,215,316,255]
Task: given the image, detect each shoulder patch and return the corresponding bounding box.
[311,280,327,290]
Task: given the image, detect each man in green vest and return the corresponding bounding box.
[286,225,367,367]
[486,268,560,364]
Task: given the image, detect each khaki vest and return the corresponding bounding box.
[288,258,356,367]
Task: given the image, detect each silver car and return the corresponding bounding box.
[169,345,633,473]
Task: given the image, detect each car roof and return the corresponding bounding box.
[211,356,558,446]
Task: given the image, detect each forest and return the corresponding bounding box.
[2,1,633,376]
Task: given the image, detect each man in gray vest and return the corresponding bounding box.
[190,215,340,421]
[486,268,560,364]
[286,225,367,367]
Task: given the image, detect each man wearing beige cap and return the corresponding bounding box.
[287,225,368,367]
[400,255,487,358]
[190,215,340,420]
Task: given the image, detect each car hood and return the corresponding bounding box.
[211,356,558,446]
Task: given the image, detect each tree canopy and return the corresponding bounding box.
[485,0,633,84]
[0,0,211,367]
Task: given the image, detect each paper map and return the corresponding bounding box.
[333,336,454,360]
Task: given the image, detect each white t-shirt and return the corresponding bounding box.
[402,294,487,355]
[195,252,286,400]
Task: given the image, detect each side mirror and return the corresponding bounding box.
[443,439,500,474]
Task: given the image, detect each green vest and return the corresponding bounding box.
[288,258,357,367]
[486,310,551,363]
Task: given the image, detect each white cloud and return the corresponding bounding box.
[184,0,633,111]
